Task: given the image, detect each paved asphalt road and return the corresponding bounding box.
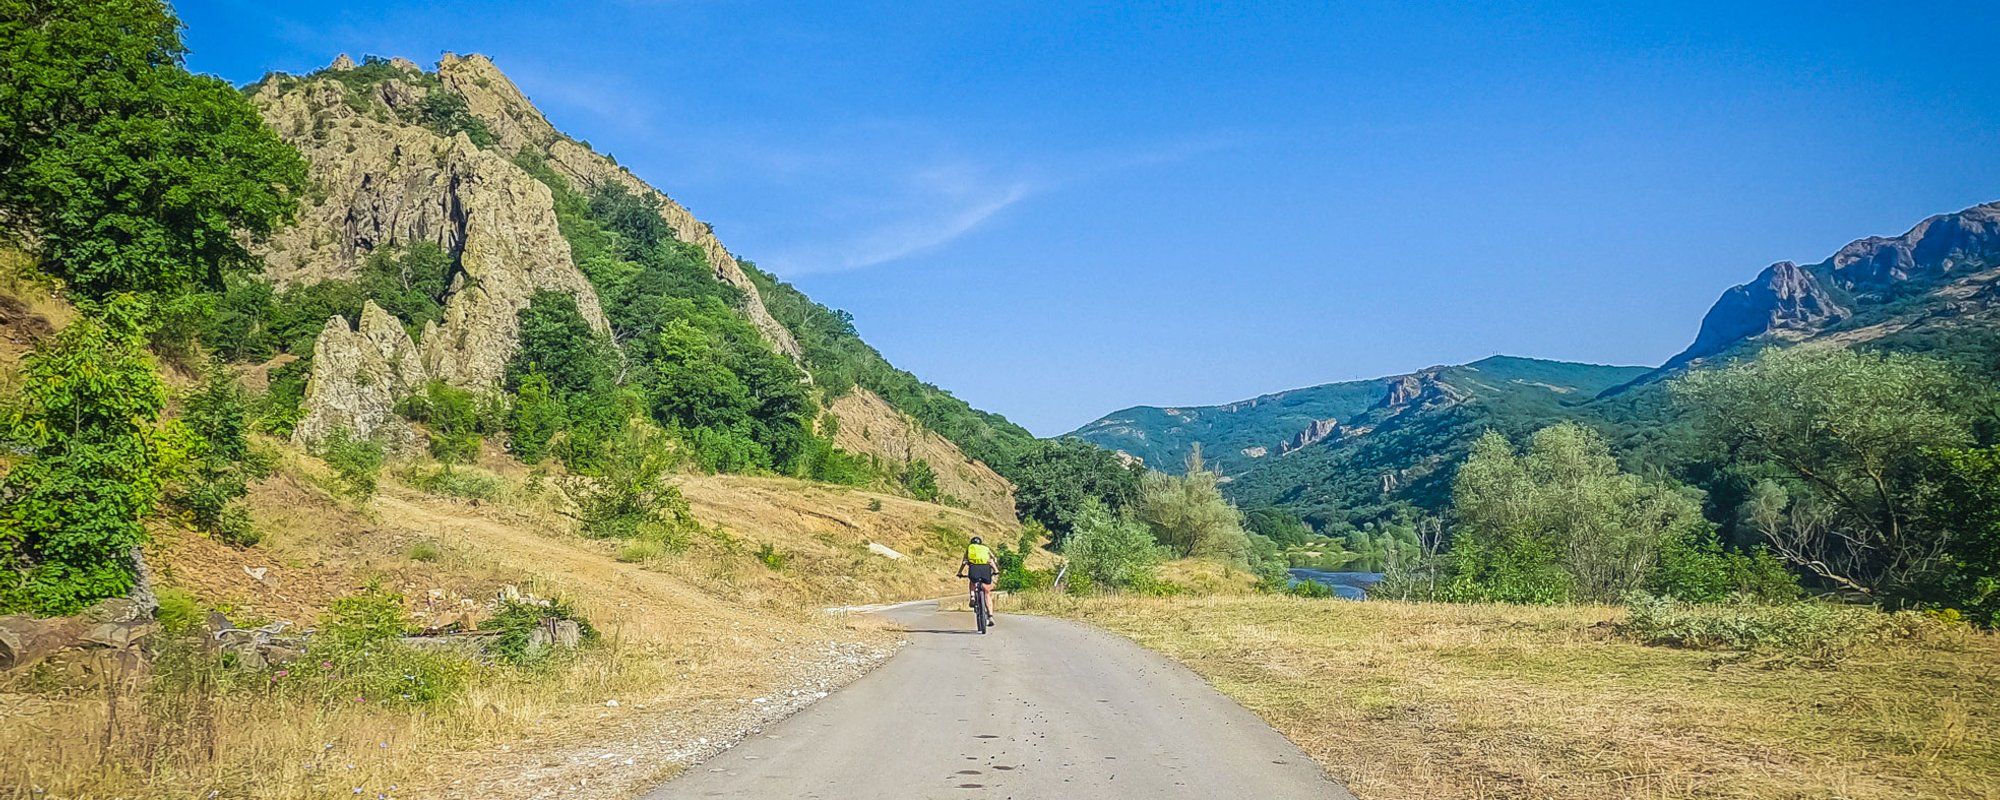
[641,602,1355,800]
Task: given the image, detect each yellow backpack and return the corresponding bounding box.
[966,543,993,565]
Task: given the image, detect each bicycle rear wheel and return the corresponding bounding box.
[973,591,988,634]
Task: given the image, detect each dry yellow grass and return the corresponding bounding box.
[1026,594,2000,800]
[1,443,1021,799]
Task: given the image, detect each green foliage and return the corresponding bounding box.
[1676,347,1976,599]
[797,433,880,486]
[1133,448,1249,561]
[755,542,788,570]
[397,381,499,464]
[297,589,467,704]
[483,596,600,667]
[320,428,384,500]
[153,587,202,635]
[255,357,312,436]
[509,291,617,398]
[1061,500,1164,592]
[1623,593,1961,665]
[563,423,693,540]
[1009,438,1144,540]
[411,90,496,147]
[1918,446,2000,627]
[1082,356,1655,526]
[898,458,940,502]
[0,0,306,297]
[1444,424,1740,604]
[1287,578,1336,598]
[169,360,261,546]
[401,464,504,502]
[506,372,564,463]
[1244,507,1314,548]
[741,262,1043,484]
[406,540,442,562]
[358,242,454,339]
[0,299,186,613]
[1649,528,1800,603]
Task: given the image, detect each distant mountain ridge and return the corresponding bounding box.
[1070,356,1648,478]
[1069,199,2000,526]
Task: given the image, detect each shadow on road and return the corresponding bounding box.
[902,628,986,635]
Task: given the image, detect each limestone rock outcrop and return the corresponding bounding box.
[1278,419,1340,455]
[293,302,429,450]
[252,63,607,403]
[434,54,803,361]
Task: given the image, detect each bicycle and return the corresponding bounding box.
[967,580,991,634]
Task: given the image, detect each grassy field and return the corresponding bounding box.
[1024,594,2000,800]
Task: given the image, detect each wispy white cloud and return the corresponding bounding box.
[763,132,1246,275]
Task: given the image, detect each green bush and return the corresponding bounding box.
[402,464,504,502]
[170,360,261,546]
[564,423,694,539]
[506,372,565,463]
[0,299,185,613]
[406,540,442,562]
[755,542,789,570]
[397,381,498,464]
[286,590,468,705]
[1287,579,1337,599]
[321,428,385,500]
[1623,593,1961,664]
[1061,499,1164,592]
[484,596,599,667]
[899,458,940,502]
[154,587,203,635]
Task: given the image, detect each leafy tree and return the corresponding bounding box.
[508,290,616,399]
[899,458,940,502]
[1444,423,1760,603]
[170,359,260,545]
[1132,446,1249,561]
[562,422,691,540]
[1918,447,2000,626]
[1244,507,1314,548]
[397,381,496,464]
[358,242,454,338]
[1062,499,1163,591]
[506,372,564,463]
[0,298,188,612]
[1676,347,1975,599]
[0,0,305,296]
[1009,438,1143,541]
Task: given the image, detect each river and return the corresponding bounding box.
[1287,569,1385,600]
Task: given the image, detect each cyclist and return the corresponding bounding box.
[957,536,998,627]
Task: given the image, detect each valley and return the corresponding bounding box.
[3,4,1999,800]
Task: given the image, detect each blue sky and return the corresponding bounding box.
[180,1,2000,435]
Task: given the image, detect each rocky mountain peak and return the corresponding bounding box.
[1670,260,1846,367]
[1664,200,2000,369]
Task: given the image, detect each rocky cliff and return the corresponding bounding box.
[1664,200,2000,368]
[251,60,609,445]
[252,54,1015,513]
